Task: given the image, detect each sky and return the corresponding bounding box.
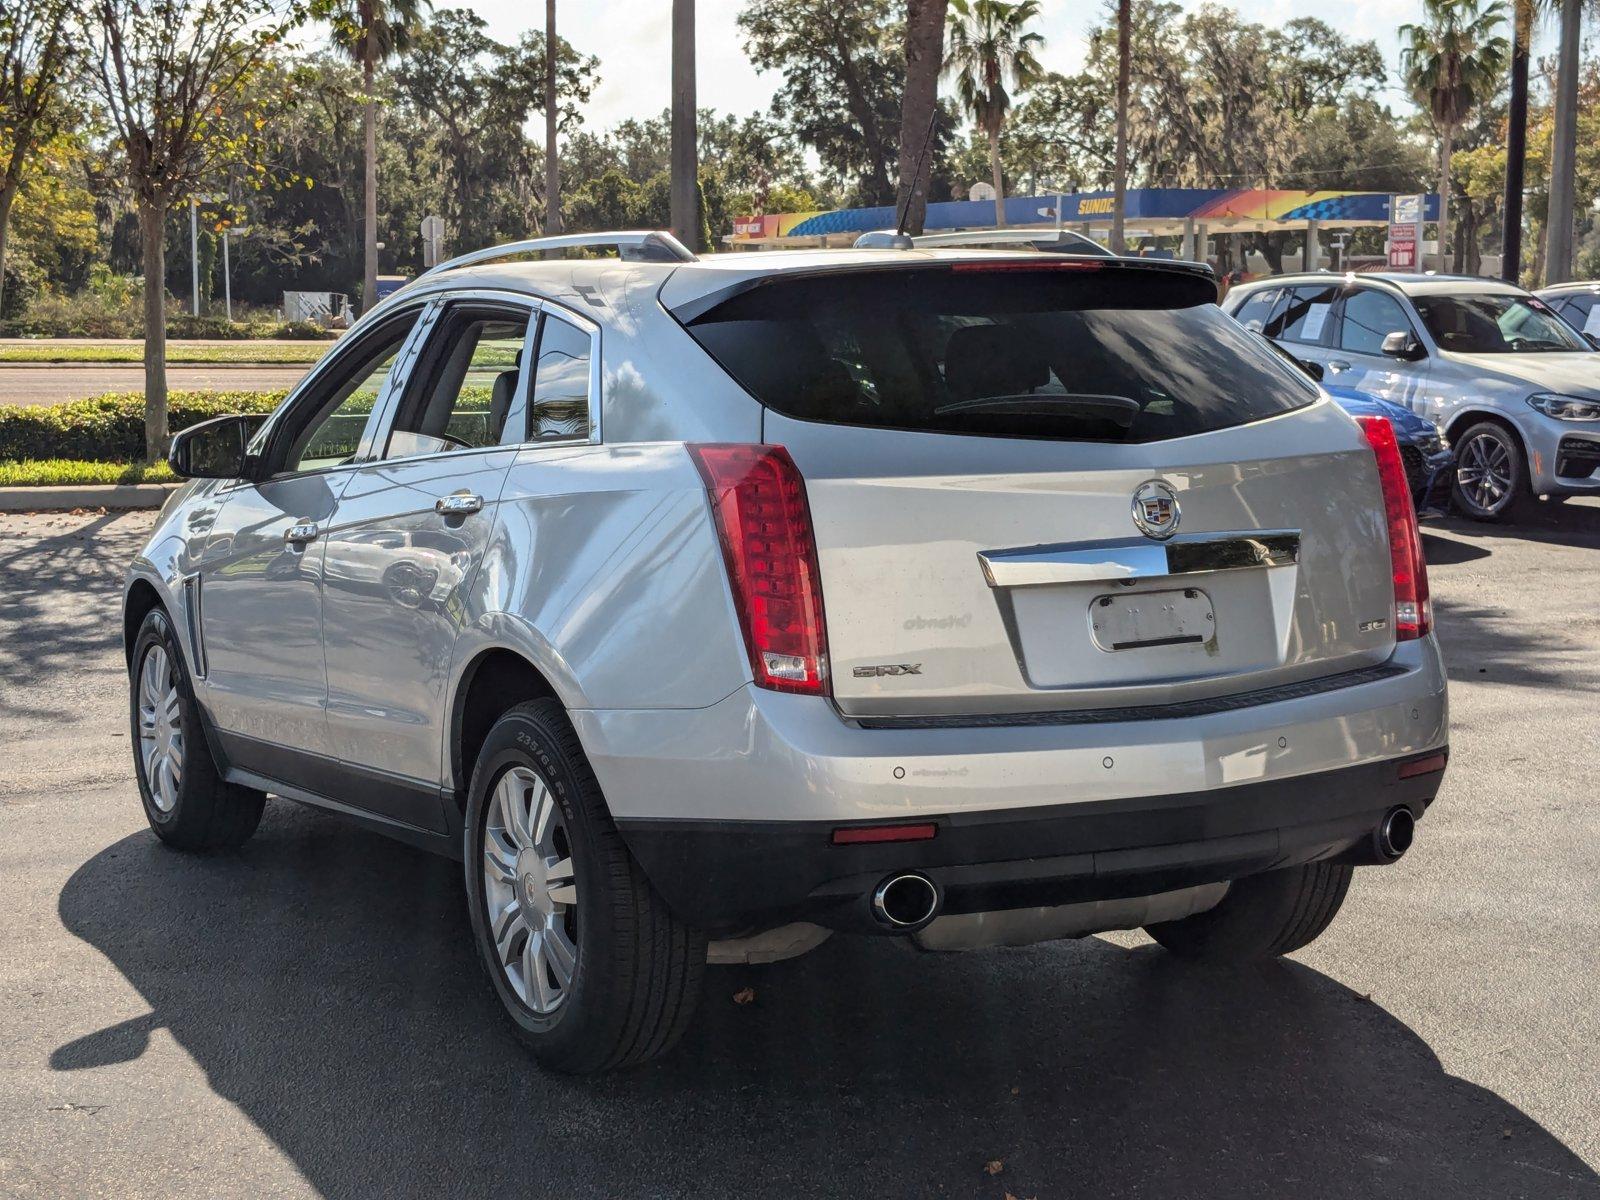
[462,0,1516,133]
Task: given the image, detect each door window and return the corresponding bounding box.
[527,313,593,442]
[1338,289,1415,355]
[1271,285,1338,345]
[1563,294,1600,335]
[278,311,421,474]
[385,308,534,459]
[1231,287,1279,333]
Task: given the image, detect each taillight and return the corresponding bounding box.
[1355,415,1431,640]
[690,444,830,695]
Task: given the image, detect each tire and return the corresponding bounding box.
[129,607,265,852]
[463,698,706,1073]
[1144,861,1353,962]
[1451,420,1532,522]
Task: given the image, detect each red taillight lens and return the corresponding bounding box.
[690,444,830,695]
[1355,415,1431,640]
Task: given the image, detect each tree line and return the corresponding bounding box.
[0,0,1595,457]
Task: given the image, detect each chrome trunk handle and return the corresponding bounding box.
[978,531,1300,588]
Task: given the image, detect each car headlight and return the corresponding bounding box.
[1527,393,1600,420]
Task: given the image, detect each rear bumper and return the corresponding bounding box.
[574,638,1449,934]
[618,750,1447,935]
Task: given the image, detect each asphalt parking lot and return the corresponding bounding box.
[1,501,1597,1199]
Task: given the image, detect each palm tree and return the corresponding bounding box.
[1400,0,1509,273]
[945,0,1045,228]
[1111,0,1130,254]
[894,0,949,237]
[544,0,561,236]
[325,0,429,313]
[1544,0,1585,283]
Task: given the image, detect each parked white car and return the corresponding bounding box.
[125,232,1449,1073]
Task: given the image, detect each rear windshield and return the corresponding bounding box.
[678,265,1318,443]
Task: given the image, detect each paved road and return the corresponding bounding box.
[1,503,1597,1199]
[0,365,307,406]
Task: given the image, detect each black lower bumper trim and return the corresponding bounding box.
[617,749,1448,936]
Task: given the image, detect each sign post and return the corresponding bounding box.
[1388,195,1424,271]
[421,215,446,269]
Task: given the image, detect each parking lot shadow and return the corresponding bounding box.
[55,808,1597,1200]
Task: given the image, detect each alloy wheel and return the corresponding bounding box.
[136,645,184,813]
[1455,430,1516,516]
[482,765,579,1015]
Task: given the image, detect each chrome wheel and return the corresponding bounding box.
[482,766,579,1015]
[1456,429,1516,515]
[136,644,184,813]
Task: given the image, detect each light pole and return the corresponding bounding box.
[190,193,226,316]
[221,225,249,322]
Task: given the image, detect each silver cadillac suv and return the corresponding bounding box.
[125,231,1450,1073]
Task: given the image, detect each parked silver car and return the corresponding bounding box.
[1533,280,1600,340]
[1223,272,1600,520]
[125,232,1449,1073]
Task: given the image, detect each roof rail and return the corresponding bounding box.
[414,230,696,283]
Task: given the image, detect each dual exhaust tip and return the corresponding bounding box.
[871,872,941,930]
[1376,805,1416,860]
[869,808,1415,931]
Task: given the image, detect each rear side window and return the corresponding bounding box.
[1273,285,1337,345]
[678,266,1317,443]
[1339,289,1415,355]
[528,314,592,441]
[1230,287,1279,333]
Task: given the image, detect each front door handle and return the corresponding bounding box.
[436,492,484,516]
[284,520,320,546]
[1326,359,1352,371]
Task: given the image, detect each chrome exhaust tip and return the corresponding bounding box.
[871,873,941,930]
[1377,806,1416,860]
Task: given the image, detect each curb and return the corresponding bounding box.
[0,483,180,512]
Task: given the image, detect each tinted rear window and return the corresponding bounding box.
[679,266,1318,443]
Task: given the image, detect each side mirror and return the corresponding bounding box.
[168,414,266,479]
[1295,357,1325,382]
[1381,330,1424,360]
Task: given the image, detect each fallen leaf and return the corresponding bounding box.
[1010,1086,1020,1096]
[732,987,756,1005]
[984,1159,1004,1176]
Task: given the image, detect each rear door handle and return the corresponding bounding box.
[436,492,484,516]
[1326,359,1352,371]
[284,521,320,546]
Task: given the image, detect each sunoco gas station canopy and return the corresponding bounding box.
[729,188,1442,249]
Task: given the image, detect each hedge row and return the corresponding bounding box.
[0,391,286,463]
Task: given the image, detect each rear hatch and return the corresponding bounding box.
[671,258,1398,718]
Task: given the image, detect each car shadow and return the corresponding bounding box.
[1419,530,1492,566]
[54,807,1598,1199]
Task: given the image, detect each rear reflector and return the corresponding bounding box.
[831,823,938,845]
[1398,752,1448,779]
[690,444,830,695]
[1355,415,1431,640]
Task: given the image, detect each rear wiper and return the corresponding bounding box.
[935,393,1140,427]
